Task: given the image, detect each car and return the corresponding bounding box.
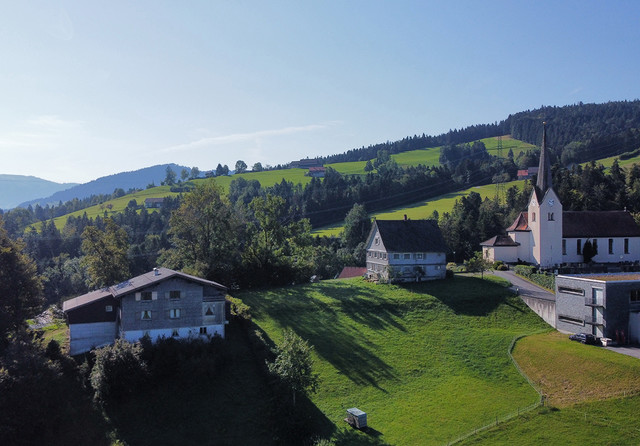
[569,333,597,345]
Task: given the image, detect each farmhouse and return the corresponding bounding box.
[482,124,640,268]
[365,218,448,282]
[555,273,640,343]
[63,267,228,355]
[144,197,165,208]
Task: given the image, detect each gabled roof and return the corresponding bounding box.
[337,266,367,279]
[563,211,640,238]
[369,219,449,253]
[63,268,227,312]
[506,212,530,232]
[480,235,520,247]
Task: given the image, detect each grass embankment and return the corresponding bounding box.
[239,275,550,445]
[461,331,640,444]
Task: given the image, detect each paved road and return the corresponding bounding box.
[490,270,555,301]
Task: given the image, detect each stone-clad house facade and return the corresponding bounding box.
[63,268,227,355]
[365,218,448,282]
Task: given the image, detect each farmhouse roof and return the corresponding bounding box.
[563,211,640,238]
[371,219,449,253]
[506,212,530,232]
[63,267,227,312]
[480,235,520,247]
[337,266,367,279]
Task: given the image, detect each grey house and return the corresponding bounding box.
[555,273,640,343]
[63,268,228,355]
[365,218,449,282]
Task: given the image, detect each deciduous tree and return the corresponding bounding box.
[81,219,130,288]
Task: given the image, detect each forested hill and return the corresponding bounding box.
[320,100,640,166]
[18,163,188,208]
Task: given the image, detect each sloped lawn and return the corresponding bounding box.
[238,275,550,445]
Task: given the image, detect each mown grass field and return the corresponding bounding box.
[314,180,525,237]
[238,275,551,445]
[461,331,640,445]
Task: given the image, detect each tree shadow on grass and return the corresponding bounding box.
[244,283,400,388]
[400,276,513,317]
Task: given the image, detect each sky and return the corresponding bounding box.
[1,1,639,184]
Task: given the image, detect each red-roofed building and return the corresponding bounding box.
[337,267,367,279]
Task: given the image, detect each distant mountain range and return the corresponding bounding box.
[2,164,188,210]
[0,175,78,210]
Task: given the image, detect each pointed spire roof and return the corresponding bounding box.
[536,122,552,194]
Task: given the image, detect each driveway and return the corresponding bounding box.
[491,270,555,301]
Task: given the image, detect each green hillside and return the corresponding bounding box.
[314,180,525,237]
[238,275,550,445]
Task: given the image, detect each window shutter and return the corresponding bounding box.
[135,292,141,301]
[152,291,158,300]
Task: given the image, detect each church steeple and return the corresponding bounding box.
[536,122,552,194]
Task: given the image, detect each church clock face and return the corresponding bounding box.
[548,199,554,206]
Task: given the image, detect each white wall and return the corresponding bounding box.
[69,321,118,355]
[121,324,225,343]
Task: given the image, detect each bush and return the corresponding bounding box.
[90,339,148,403]
[514,265,536,278]
[497,263,509,271]
[492,260,504,270]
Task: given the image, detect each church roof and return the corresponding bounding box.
[535,123,553,197]
[506,212,530,232]
[563,211,640,238]
[480,235,520,247]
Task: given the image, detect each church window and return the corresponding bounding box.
[577,239,582,255]
[609,239,614,255]
[547,212,554,221]
[625,238,630,254]
[562,240,566,255]
[531,212,536,222]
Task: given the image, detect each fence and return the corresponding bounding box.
[445,332,547,445]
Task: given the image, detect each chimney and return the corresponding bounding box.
[153,267,159,276]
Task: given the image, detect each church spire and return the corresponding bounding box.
[536,122,552,194]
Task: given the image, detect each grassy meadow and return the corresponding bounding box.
[461,331,640,445]
[313,180,525,237]
[238,275,551,445]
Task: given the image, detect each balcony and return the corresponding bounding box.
[584,317,604,326]
[584,298,604,307]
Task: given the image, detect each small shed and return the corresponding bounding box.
[345,408,367,429]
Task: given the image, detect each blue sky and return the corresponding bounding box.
[1,1,639,183]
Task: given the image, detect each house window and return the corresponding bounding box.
[141,310,152,320]
[558,287,585,296]
[172,329,179,337]
[625,238,630,254]
[558,315,584,326]
[169,309,181,319]
[531,212,536,222]
[547,212,554,221]
[609,239,614,255]
[393,253,400,260]
[562,239,566,255]
[593,239,598,253]
[375,237,380,245]
[105,305,113,312]
[631,290,640,302]
[170,290,181,299]
[204,305,215,316]
[200,327,207,334]
[404,253,411,260]
[577,239,582,255]
[415,253,424,260]
[383,253,387,260]
[141,291,152,301]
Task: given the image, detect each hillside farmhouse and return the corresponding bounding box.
[63,268,228,355]
[555,273,640,344]
[482,124,640,269]
[365,218,448,282]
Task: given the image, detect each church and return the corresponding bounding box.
[481,125,640,269]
